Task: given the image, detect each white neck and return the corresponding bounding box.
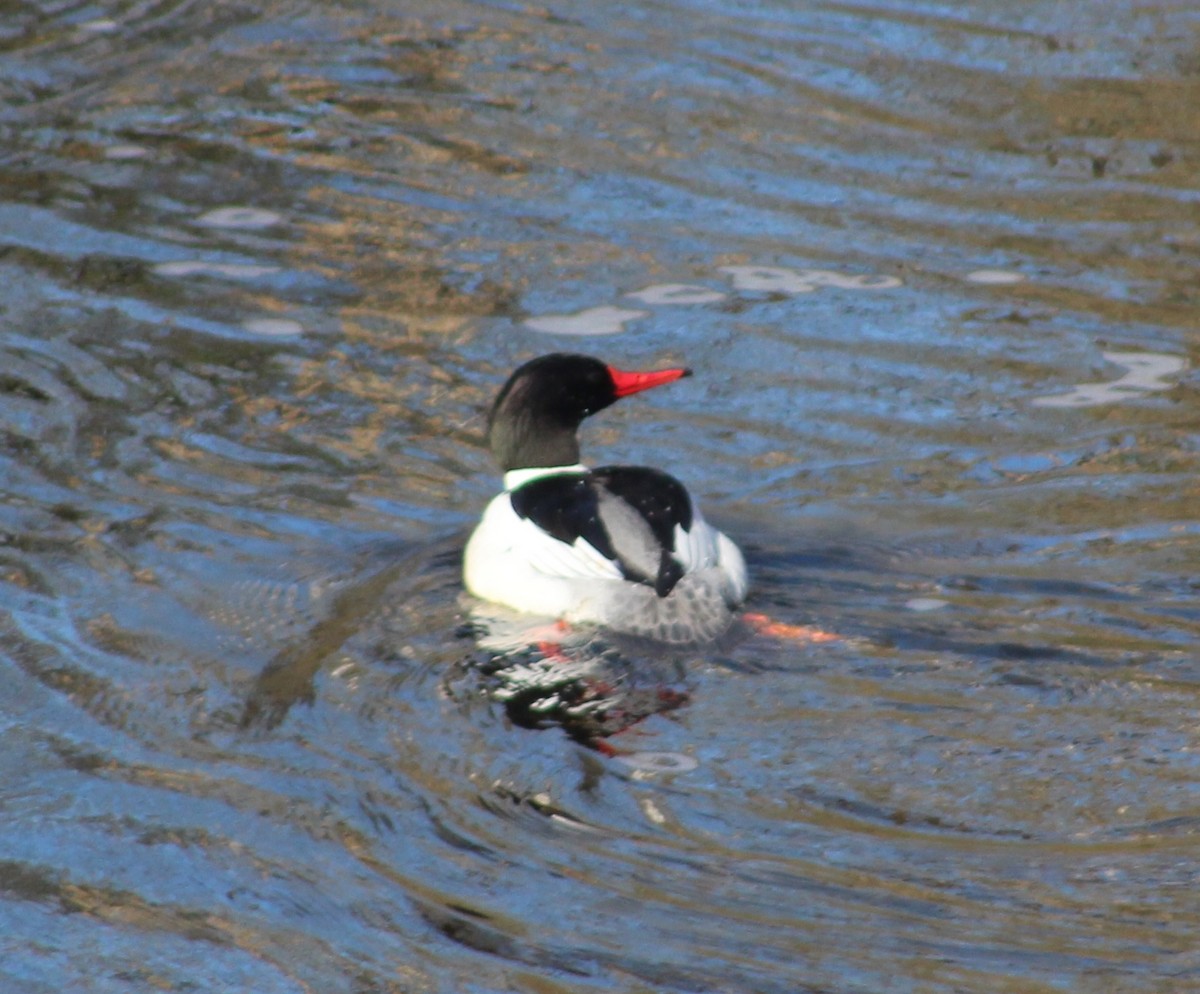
[503,464,588,491]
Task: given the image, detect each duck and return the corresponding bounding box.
[463,353,748,643]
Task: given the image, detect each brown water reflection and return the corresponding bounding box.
[1,1,1198,992]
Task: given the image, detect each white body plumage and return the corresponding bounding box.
[464,467,747,643]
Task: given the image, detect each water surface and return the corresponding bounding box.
[1,1,1198,992]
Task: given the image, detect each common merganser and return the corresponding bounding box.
[464,353,748,643]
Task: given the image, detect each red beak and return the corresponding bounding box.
[608,364,692,398]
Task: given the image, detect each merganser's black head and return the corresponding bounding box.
[486,353,692,472]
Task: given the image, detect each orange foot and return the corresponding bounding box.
[743,612,842,643]
[530,619,572,660]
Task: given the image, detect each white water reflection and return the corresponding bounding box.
[78,18,119,33]
[615,751,700,774]
[720,265,903,293]
[103,144,151,161]
[965,269,1026,285]
[154,260,281,279]
[1034,350,1186,408]
[905,597,950,612]
[625,283,727,305]
[243,318,304,337]
[525,304,648,335]
[194,206,284,230]
[527,266,902,336]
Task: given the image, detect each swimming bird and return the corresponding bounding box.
[464,353,748,643]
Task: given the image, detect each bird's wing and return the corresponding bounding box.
[511,472,680,592]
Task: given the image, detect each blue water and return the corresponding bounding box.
[1,1,1198,991]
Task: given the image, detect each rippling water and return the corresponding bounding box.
[2,1,1199,991]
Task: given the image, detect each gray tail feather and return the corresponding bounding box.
[605,569,740,644]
